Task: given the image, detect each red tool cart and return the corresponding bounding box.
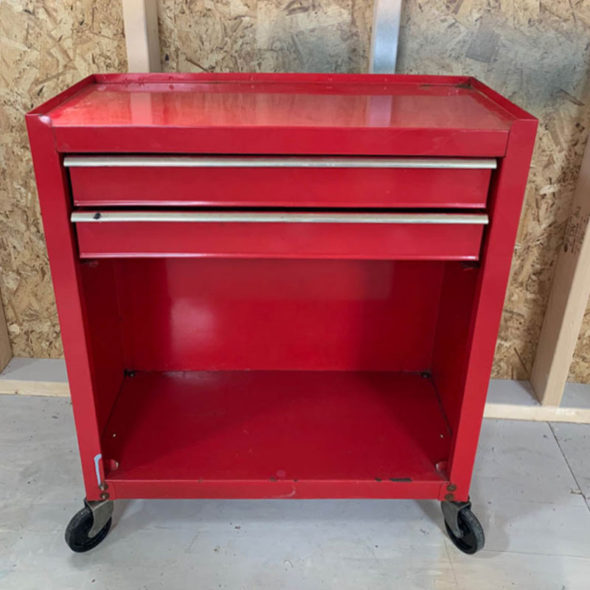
[26,73,536,554]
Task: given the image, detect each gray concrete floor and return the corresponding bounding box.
[1,394,589,589]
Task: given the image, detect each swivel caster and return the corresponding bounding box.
[441,500,485,554]
[65,499,114,552]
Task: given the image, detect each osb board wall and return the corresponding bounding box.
[158,0,372,73]
[159,0,590,382]
[0,1,127,357]
[1,0,589,382]
[396,1,590,382]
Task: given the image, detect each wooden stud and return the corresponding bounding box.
[0,379,69,397]
[0,295,11,373]
[530,136,590,405]
[484,401,590,423]
[122,0,161,72]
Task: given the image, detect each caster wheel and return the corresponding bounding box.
[65,505,112,552]
[443,505,485,555]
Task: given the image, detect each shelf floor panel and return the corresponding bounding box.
[103,371,451,487]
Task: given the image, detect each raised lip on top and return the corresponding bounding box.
[26,73,536,123]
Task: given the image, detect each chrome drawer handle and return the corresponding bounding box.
[64,155,496,170]
[71,211,489,225]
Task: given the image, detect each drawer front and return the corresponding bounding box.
[65,156,495,209]
[72,211,487,261]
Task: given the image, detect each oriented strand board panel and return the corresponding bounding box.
[0,1,127,357]
[158,0,372,73]
[3,0,590,384]
[160,0,590,381]
[396,0,590,381]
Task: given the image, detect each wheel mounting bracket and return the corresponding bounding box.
[85,498,114,538]
[441,499,471,539]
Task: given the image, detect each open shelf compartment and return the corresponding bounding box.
[102,370,450,499]
[79,257,479,500]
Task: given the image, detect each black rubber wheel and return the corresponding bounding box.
[444,507,485,555]
[65,506,112,552]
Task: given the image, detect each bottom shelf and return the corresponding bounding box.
[103,371,451,499]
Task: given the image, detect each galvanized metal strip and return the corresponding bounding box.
[370,0,402,74]
[64,155,497,170]
[71,211,489,225]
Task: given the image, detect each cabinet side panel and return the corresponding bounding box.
[447,119,538,498]
[431,263,480,435]
[79,261,125,432]
[25,116,106,500]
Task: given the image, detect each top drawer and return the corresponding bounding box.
[65,155,495,209]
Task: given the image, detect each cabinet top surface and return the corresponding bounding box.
[39,74,529,130]
[28,74,535,156]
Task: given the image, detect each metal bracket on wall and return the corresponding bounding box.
[370,0,402,73]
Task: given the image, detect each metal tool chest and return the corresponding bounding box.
[26,73,536,553]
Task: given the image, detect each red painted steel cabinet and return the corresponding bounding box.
[26,74,536,554]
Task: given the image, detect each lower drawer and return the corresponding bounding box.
[72,211,488,261]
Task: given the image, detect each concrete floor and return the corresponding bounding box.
[1,395,589,589]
